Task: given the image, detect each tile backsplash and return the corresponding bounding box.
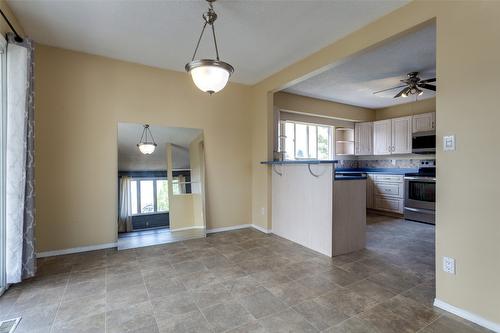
[337,158,434,169]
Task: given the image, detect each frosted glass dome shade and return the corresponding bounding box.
[137,143,156,154]
[186,59,234,94]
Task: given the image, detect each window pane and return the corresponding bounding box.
[156,180,169,212]
[308,125,317,158]
[318,126,330,160]
[131,180,138,214]
[140,180,154,213]
[295,123,307,158]
[284,122,295,160]
[172,178,181,195]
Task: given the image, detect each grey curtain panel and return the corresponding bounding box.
[5,32,36,282]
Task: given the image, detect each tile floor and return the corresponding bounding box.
[118,228,206,250]
[0,214,493,333]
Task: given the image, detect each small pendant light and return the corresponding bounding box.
[137,124,157,155]
[185,0,234,94]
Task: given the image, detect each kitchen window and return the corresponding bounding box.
[131,178,169,215]
[279,120,334,160]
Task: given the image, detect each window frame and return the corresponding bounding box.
[0,35,6,295]
[279,120,334,160]
[131,177,169,216]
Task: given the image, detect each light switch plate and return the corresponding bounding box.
[443,256,456,274]
[443,135,455,151]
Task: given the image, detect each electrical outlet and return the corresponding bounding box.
[443,135,455,151]
[260,207,265,216]
[443,256,456,274]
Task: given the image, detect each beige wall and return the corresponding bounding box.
[251,1,500,325]
[189,133,205,228]
[274,92,374,122]
[0,1,23,36]
[35,45,253,252]
[376,97,435,120]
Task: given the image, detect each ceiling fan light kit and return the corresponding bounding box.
[373,71,436,99]
[185,0,234,94]
[137,124,157,155]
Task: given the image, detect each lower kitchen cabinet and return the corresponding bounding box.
[367,173,404,214]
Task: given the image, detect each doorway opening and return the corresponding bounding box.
[117,123,206,250]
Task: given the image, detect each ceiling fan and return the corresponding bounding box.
[373,72,436,98]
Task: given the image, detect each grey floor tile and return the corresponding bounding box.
[189,282,235,309]
[62,279,105,302]
[345,279,396,303]
[316,287,378,317]
[238,289,288,319]
[223,276,266,298]
[52,313,105,333]
[324,316,379,333]
[54,295,106,323]
[262,279,315,306]
[106,301,158,333]
[225,320,267,333]
[150,291,198,317]
[106,283,149,311]
[292,299,348,331]
[156,309,213,333]
[201,301,254,332]
[258,309,319,333]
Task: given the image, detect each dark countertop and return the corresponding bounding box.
[335,167,418,175]
[335,175,367,180]
[261,160,339,165]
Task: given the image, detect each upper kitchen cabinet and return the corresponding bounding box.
[373,116,412,155]
[412,112,436,133]
[355,122,373,155]
[373,119,392,155]
[391,116,412,154]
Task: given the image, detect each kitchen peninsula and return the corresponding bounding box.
[261,160,366,257]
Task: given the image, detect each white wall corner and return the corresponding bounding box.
[433,299,500,333]
[36,242,117,258]
[206,224,251,234]
[251,224,272,234]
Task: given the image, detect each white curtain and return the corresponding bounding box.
[118,176,133,232]
[5,42,28,283]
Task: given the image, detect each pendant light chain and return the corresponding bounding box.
[190,2,220,62]
[185,0,234,94]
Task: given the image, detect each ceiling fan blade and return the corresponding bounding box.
[373,85,407,95]
[394,87,409,98]
[418,83,436,91]
[419,78,436,83]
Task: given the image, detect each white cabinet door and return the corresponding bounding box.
[412,112,435,133]
[355,122,373,156]
[373,120,391,155]
[391,116,412,154]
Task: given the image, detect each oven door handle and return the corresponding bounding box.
[404,176,436,182]
[404,207,435,213]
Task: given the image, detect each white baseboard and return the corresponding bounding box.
[36,225,272,258]
[206,224,251,233]
[206,223,272,234]
[170,226,205,232]
[36,242,117,258]
[251,224,272,234]
[434,299,500,332]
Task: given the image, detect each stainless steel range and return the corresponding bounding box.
[404,161,436,224]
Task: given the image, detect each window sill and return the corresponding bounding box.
[132,211,169,217]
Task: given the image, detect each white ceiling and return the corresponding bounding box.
[8,0,409,84]
[117,123,202,171]
[283,23,436,109]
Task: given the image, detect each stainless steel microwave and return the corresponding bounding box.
[412,130,436,154]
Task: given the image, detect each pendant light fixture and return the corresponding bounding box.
[185,0,234,95]
[137,124,157,155]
